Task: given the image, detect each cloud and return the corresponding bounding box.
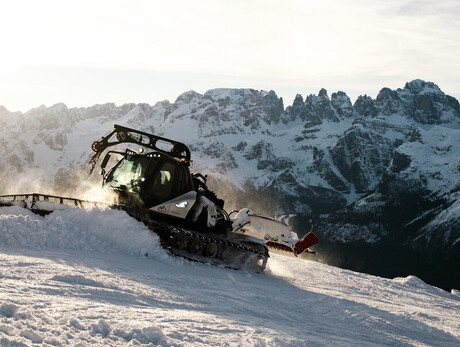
[381,0,460,17]
[1,0,459,111]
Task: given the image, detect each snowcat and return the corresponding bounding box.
[0,124,318,272]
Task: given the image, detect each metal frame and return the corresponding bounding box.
[89,124,191,173]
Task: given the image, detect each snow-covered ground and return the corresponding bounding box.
[1,206,459,346]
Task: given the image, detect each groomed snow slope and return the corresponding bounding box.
[1,206,459,346]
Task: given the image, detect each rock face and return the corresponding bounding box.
[1,80,459,290]
[330,124,394,193]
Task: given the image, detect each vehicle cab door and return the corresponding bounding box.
[147,159,196,219]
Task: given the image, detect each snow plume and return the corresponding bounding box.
[0,206,168,261]
[0,161,118,205]
[76,181,118,204]
[265,255,295,278]
[1,168,54,195]
[53,164,100,195]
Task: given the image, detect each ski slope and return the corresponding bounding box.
[1,206,459,346]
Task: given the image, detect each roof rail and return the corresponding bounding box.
[89,124,191,173]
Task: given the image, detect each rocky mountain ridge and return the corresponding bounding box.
[1,79,459,289]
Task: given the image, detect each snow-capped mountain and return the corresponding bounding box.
[0,79,459,290]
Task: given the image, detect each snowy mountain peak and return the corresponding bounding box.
[331,91,353,118]
[404,79,442,94]
[318,88,329,99]
[0,105,9,115]
[175,90,201,103]
[374,80,460,124]
[0,80,459,290]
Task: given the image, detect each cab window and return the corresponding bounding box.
[142,160,177,207]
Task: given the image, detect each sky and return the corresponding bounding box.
[0,0,459,112]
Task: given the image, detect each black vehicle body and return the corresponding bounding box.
[89,125,268,271]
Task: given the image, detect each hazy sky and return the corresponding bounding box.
[1,0,459,112]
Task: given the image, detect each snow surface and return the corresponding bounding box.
[1,206,459,346]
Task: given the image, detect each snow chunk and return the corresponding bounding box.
[392,275,431,289]
[112,326,168,345]
[90,319,111,337]
[0,304,19,318]
[68,318,86,331]
[19,329,43,344]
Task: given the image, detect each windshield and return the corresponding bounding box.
[105,152,192,208]
[105,155,155,192]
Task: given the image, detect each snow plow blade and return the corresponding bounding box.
[294,232,319,255]
[266,232,319,256]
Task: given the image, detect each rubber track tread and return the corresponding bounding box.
[113,205,269,272]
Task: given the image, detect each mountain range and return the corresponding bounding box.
[1,79,458,290]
